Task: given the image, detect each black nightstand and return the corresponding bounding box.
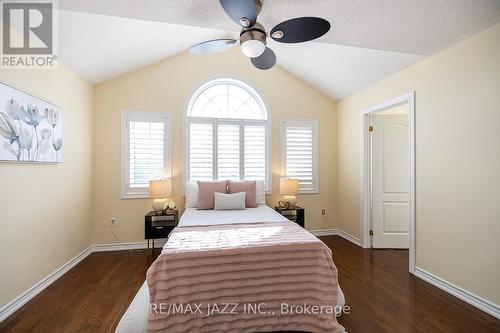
[145,209,178,256]
[275,206,305,228]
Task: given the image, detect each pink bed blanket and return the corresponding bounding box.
[146,221,345,333]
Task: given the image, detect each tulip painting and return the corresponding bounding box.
[0,82,63,163]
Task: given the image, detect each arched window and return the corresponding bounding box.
[186,78,270,189]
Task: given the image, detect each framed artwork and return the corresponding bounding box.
[0,82,63,163]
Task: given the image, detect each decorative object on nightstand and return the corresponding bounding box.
[275,205,305,228]
[145,209,178,256]
[279,178,299,208]
[149,179,172,213]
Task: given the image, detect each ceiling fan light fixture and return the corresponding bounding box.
[241,39,266,58]
[240,23,267,58]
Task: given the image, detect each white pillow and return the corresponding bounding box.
[184,182,198,208]
[214,192,246,210]
[256,180,266,205]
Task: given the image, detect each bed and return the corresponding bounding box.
[117,205,345,333]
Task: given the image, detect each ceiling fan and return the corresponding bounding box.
[188,0,331,70]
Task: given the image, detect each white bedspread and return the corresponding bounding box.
[178,204,289,227]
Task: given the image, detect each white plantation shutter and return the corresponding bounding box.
[217,123,240,180]
[187,119,269,187]
[282,119,318,193]
[121,112,171,198]
[244,124,266,181]
[189,122,214,181]
[129,121,164,187]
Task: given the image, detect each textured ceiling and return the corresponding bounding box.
[59,0,500,55]
[58,10,232,84]
[54,1,500,99]
[271,42,422,100]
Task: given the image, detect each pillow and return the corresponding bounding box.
[256,180,266,205]
[214,192,246,210]
[197,180,228,210]
[228,181,257,208]
[184,182,199,208]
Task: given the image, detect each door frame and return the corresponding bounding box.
[359,92,415,273]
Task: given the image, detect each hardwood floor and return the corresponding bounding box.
[1,236,499,332]
[0,250,154,333]
[323,237,500,332]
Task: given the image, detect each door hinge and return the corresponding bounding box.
[369,230,374,236]
[368,125,373,132]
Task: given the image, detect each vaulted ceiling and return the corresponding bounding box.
[56,0,500,99]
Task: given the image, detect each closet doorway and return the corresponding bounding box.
[360,92,415,273]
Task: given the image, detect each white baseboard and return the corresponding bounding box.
[414,267,500,320]
[0,246,92,323]
[92,239,167,252]
[309,228,338,237]
[310,228,361,246]
[335,229,361,246]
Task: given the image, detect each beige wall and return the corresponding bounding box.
[92,48,337,245]
[0,66,93,307]
[337,23,500,304]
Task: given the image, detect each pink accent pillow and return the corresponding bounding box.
[197,181,228,210]
[228,181,257,208]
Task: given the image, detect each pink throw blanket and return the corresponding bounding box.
[147,221,345,333]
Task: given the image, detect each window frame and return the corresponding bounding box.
[121,111,171,199]
[184,77,271,193]
[280,118,319,194]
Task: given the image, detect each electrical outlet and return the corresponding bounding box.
[321,209,326,215]
[110,217,117,227]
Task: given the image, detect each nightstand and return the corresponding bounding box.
[145,209,178,256]
[275,206,305,228]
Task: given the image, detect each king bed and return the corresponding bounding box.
[117,203,345,333]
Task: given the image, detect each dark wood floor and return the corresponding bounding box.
[1,236,499,332]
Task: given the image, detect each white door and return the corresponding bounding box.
[371,113,409,248]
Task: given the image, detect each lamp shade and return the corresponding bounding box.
[280,178,299,195]
[149,179,172,199]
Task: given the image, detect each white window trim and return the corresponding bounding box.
[183,77,272,193]
[121,111,172,199]
[280,118,319,194]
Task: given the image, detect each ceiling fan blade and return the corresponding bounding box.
[189,39,238,54]
[219,0,257,27]
[270,17,331,43]
[251,47,276,70]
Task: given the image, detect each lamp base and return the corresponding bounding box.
[152,198,167,213]
[283,195,297,208]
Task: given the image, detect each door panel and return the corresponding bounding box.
[372,113,409,248]
[383,123,409,193]
[383,202,410,233]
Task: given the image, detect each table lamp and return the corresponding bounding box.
[279,178,299,208]
[149,179,172,214]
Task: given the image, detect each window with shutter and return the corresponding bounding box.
[217,123,240,180]
[244,124,266,181]
[186,78,270,191]
[281,119,318,193]
[121,112,171,198]
[189,122,213,181]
